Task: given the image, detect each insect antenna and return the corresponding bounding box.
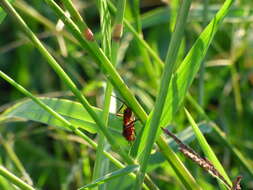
[111,95,126,104]
[111,95,127,113]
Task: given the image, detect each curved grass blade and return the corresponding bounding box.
[0,70,154,189]
[92,0,114,187]
[147,122,212,172]
[184,108,232,188]
[134,0,194,189]
[135,0,233,188]
[159,0,234,128]
[137,0,234,159]
[0,98,126,136]
[0,0,135,165]
[0,165,35,190]
[78,165,139,190]
[187,94,253,179]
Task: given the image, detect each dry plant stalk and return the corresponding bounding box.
[232,176,242,190]
[162,128,242,190]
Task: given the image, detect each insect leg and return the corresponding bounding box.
[124,119,138,129]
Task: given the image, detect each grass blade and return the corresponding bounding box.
[0,165,35,190]
[107,0,164,68]
[187,94,253,178]
[44,0,148,128]
[0,97,125,136]
[92,0,113,187]
[184,108,232,188]
[78,165,139,189]
[159,0,234,128]
[0,71,150,189]
[0,0,133,164]
[134,0,193,189]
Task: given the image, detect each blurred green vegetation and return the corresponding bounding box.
[0,0,253,189]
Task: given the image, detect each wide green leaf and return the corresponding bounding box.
[0,98,100,133]
[0,97,144,150]
[0,97,141,148]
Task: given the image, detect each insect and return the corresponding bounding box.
[122,107,135,141]
[113,96,136,142]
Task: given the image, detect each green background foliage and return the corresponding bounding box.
[0,0,252,189]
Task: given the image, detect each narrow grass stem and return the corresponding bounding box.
[134,0,192,189]
[0,165,35,190]
[0,136,33,186]
[187,94,253,178]
[184,108,232,187]
[61,0,88,31]
[107,1,164,68]
[130,0,158,88]
[44,0,148,125]
[0,70,152,189]
[198,0,209,106]
[13,0,76,43]
[92,0,112,186]
[0,2,159,188]
[0,0,132,164]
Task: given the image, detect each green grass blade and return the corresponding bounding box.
[187,94,253,178]
[128,0,158,88]
[134,0,193,189]
[159,0,234,128]
[0,97,123,134]
[78,165,139,189]
[61,0,87,31]
[184,108,232,187]
[147,123,212,172]
[198,0,209,106]
[107,1,164,68]
[0,136,33,186]
[92,0,112,187]
[45,0,148,126]
[0,71,76,131]
[0,71,151,189]
[0,0,133,164]
[0,165,35,190]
